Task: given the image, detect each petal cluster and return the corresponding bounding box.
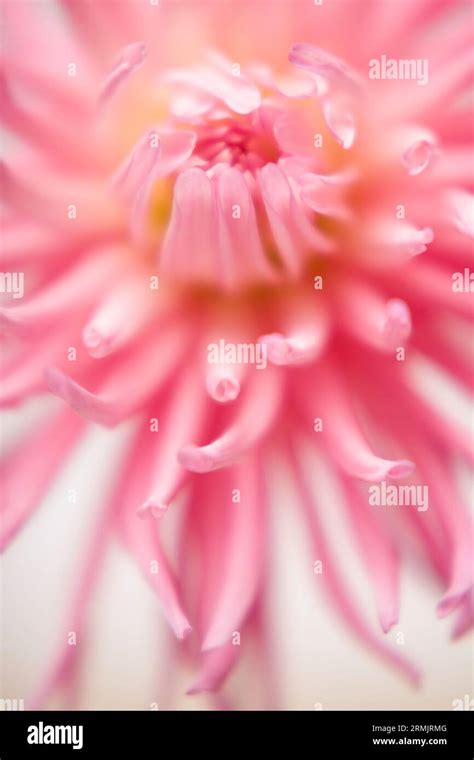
[1,0,473,707]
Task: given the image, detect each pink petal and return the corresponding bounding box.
[299,361,415,482]
[215,166,277,287]
[289,439,420,685]
[113,128,196,240]
[195,460,265,651]
[165,61,261,115]
[179,368,282,474]
[289,43,363,95]
[99,42,147,107]
[116,430,192,640]
[47,322,192,426]
[0,408,84,551]
[333,278,412,352]
[342,477,400,633]
[137,366,209,518]
[160,168,218,281]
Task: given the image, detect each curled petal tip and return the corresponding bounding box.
[136,500,169,519]
[121,41,147,68]
[177,444,217,473]
[402,140,434,176]
[322,96,356,150]
[82,325,102,349]
[436,592,466,619]
[259,332,320,365]
[288,42,362,94]
[179,624,193,642]
[207,375,240,403]
[259,333,295,365]
[380,614,399,634]
[99,41,147,106]
[382,299,412,347]
[386,460,415,479]
[82,325,115,358]
[44,367,116,426]
[411,227,434,255]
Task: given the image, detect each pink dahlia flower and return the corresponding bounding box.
[1,0,473,708]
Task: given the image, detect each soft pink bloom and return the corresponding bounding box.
[1,0,473,708]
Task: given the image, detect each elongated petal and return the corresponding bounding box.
[165,63,261,115]
[259,163,331,276]
[99,42,147,106]
[299,361,414,481]
[216,167,276,286]
[187,644,239,695]
[0,408,84,551]
[160,168,219,281]
[137,366,210,517]
[333,278,412,352]
[116,430,192,639]
[201,458,265,650]
[47,323,192,425]
[289,439,420,685]
[341,477,400,633]
[179,368,282,473]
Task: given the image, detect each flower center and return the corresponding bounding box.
[193,116,279,171]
